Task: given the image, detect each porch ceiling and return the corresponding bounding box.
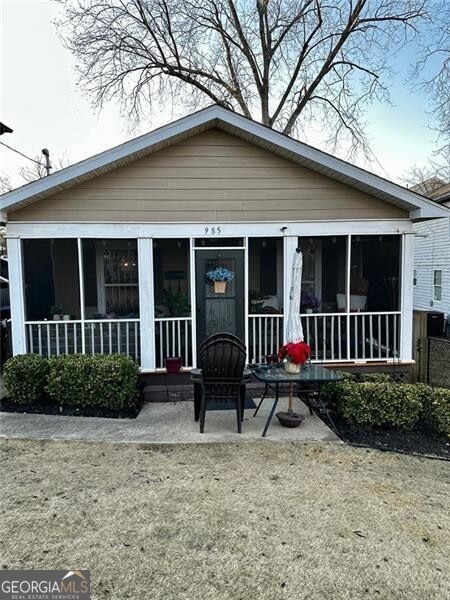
[1,105,448,221]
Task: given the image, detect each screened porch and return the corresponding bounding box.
[20,233,404,369]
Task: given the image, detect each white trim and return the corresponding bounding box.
[138,238,155,370]
[140,358,415,374]
[77,238,86,354]
[244,236,249,358]
[189,238,197,368]
[6,220,413,240]
[7,238,26,355]
[346,235,351,359]
[2,105,448,219]
[400,234,414,361]
[24,318,140,325]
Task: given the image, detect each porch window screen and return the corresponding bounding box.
[104,248,139,314]
[297,236,347,313]
[153,239,190,318]
[82,239,139,318]
[350,235,400,311]
[248,238,283,314]
[22,239,81,321]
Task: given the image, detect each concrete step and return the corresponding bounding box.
[143,381,268,403]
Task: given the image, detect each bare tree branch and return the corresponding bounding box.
[19,155,70,184]
[58,0,432,155]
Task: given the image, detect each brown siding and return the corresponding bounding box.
[10,130,407,222]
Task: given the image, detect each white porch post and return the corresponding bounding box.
[138,238,155,370]
[400,233,414,361]
[346,234,352,360]
[7,237,27,355]
[189,237,197,368]
[244,236,249,359]
[77,238,86,354]
[283,235,298,342]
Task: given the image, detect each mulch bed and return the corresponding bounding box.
[0,394,143,419]
[317,406,450,460]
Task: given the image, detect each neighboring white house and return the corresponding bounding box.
[412,179,450,324]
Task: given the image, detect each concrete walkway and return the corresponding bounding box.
[0,397,338,444]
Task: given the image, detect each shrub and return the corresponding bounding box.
[359,373,392,383]
[423,387,450,436]
[336,381,425,430]
[3,354,50,404]
[46,354,140,410]
[322,372,393,408]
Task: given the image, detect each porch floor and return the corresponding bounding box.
[0,397,338,444]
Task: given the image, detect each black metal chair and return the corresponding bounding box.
[192,333,248,422]
[199,332,246,353]
[198,338,246,433]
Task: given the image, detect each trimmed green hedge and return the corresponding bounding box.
[3,354,50,404]
[323,375,450,434]
[338,382,424,429]
[422,386,450,436]
[46,354,140,410]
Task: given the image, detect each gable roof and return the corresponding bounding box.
[1,105,448,221]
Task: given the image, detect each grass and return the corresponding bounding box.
[1,439,449,600]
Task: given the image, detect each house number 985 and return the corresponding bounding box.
[204,226,221,235]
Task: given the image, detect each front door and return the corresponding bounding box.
[195,249,245,350]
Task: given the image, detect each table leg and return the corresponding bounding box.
[262,383,279,438]
[194,382,201,422]
[253,384,268,417]
[240,384,246,421]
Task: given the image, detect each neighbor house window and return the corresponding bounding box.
[433,270,442,301]
[413,270,417,286]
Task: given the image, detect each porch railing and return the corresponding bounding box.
[302,312,401,362]
[248,314,283,363]
[247,312,401,364]
[25,311,401,369]
[154,317,193,369]
[25,319,141,362]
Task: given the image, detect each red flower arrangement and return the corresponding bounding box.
[278,341,311,365]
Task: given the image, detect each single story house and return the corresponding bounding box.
[1,106,449,378]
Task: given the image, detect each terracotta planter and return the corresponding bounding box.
[214,281,227,294]
[284,360,301,374]
[165,357,183,374]
[276,411,305,428]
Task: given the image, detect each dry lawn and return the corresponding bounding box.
[1,439,449,600]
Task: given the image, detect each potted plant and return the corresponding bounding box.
[206,266,234,294]
[165,290,191,317]
[278,341,311,375]
[165,357,183,374]
[300,291,319,313]
[276,341,311,428]
[50,306,63,321]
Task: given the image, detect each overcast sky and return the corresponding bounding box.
[0,0,441,188]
